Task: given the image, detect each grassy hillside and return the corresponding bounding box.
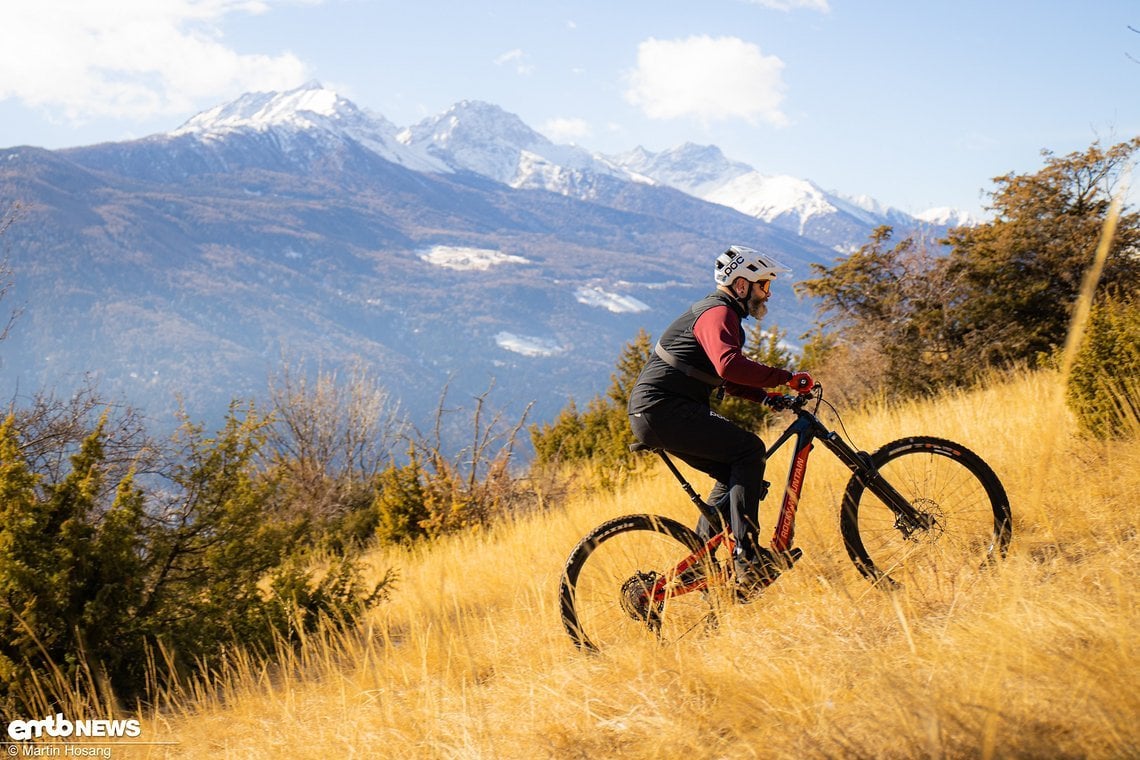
[98,371,1139,758]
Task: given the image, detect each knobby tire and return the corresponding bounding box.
[559,514,718,652]
[841,436,1012,590]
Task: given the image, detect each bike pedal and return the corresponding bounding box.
[781,547,804,569]
[733,546,803,602]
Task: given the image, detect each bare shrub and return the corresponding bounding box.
[374,380,535,542]
[265,358,406,532]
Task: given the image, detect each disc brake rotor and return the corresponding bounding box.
[902,498,946,543]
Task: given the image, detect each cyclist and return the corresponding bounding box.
[627,245,814,595]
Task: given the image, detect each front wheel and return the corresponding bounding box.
[559,514,721,652]
[841,436,1012,590]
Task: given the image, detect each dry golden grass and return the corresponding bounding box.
[102,370,1138,758]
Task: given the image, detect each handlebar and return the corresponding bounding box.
[763,384,821,412]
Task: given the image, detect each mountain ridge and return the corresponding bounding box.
[167,82,974,241]
[0,82,968,450]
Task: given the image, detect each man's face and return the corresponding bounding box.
[746,279,771,320]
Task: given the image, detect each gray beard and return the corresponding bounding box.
[747,296,768,320]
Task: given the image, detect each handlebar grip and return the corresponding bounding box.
[791,376,812,392]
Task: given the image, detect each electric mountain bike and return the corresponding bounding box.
[558,384,1012,652]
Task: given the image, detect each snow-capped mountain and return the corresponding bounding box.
[915,206,981,227]
[0,82,838,447]
[608,143,754,196]
[172,81,447,173]
[171,82,970,250]
[387,94,971,251]
[0,81,975,450]
[604,143,945,252]
[397,100,625,192]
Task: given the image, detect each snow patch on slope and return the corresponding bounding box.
[574,286,649,313]
[419,246,530,271]
[495,332,565,357]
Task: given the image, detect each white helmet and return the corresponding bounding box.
[713,245,790,286]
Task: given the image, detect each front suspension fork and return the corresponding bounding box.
[819,431,932,534]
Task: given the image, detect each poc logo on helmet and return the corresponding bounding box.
[715,245,789,286]
[720,255,746,278]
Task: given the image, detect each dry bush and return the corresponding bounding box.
[265,358,406,527]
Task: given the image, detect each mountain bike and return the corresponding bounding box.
[558,385,1012,652]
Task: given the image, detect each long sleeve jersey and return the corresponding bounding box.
[628,290,793,414]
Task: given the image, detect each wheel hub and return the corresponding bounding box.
[897,498,946,543]
[619,571,659,622]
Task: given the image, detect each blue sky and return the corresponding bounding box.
[1,1,1137,217]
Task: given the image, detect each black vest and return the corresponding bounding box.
[628,291,746,413]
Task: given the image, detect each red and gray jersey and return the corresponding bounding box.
[628,291,793,413]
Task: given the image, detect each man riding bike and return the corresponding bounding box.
[627,245,814,596]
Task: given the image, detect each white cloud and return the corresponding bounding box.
[0,1,310,123]
[494,48,534,76]
[624,35,788,126]
[540,117,592,143]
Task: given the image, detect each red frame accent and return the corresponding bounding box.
[772,441,813,552]
[650,532,731,601]
[646,431,821,604]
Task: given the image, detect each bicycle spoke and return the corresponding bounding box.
[561,515,719,651]
[842,436,1011,597]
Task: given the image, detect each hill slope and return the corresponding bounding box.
[120,371,1139,759]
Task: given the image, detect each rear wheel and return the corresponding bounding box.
[559,514,721,652]
[841,436,1012,591]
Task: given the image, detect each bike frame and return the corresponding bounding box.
[645,393,930,602]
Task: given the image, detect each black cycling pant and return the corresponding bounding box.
[629,397,767,561]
